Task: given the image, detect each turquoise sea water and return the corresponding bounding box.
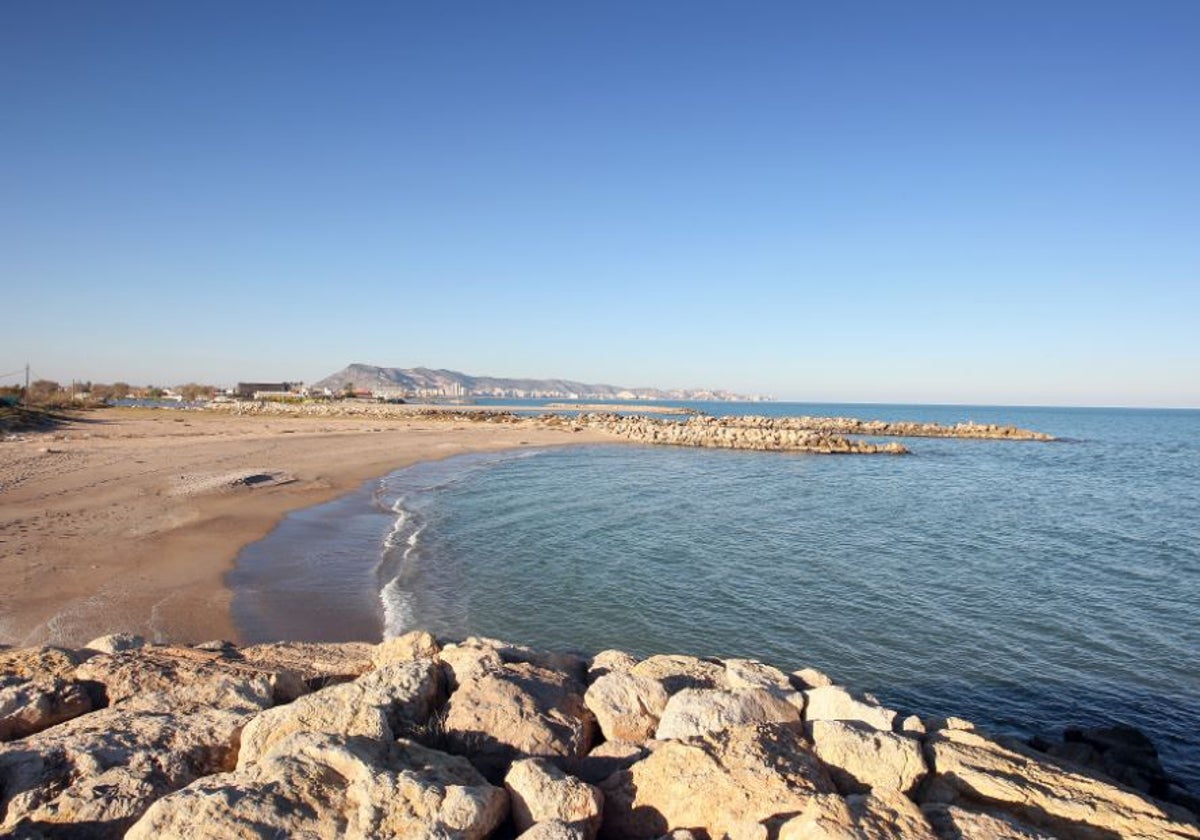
[230,403,1200,787]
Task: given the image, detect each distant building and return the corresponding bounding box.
[236,382,297,399]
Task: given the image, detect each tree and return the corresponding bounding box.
[27,379,62,404]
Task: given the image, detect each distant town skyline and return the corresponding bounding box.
[3,3,1198,408]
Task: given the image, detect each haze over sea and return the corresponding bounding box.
[231,402,1200,788]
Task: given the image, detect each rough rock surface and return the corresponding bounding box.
[442,660,595,782]
[600,722,837,839]
[506,757,604,839]
[779,790,938,839]
[238,639,375,685]
[0,646,85,682]
[127,732,507,840]
[923,727,1200,839]
[0,678,93,741]
[237,658,441,767]
[374,629,441,666]
[803,685,898,732]
[808,719,928,795]
[921,802,1059,839]
[587,649,639,681]
[75,645,307,705]
[628,653,728,694]
[584,671,669,742]
[84,632,146,655]
[654,687,802,740]
[0,677,273,838]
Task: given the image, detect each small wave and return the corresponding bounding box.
[380,577,417,639]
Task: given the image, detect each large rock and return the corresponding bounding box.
[808,719,927,795]
[0,678,93,741]
[84,633,146,655]
[506,757,604,839]
[0,676,273,838]
[75,645,307,705]
[587,649,639,682]
[922,727,1200,839]
[127,732,507,840]
[575,740,650,785]
[442,661,595,782]
[453,636,588,685]
[628,654,728,694]
[237,658,441,768]
[238,640,375,686]
[921,802,1058,839]
[599,722,836,839]
[520,820,592,840]
[585,671,669,742]
[655,687,802,740]
[0,646,85,683]
[779,790,938,839]
[723,658,795,692]
[374,629,441,667]
[803,685,897,732]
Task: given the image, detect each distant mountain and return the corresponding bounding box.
[311,364,770,402]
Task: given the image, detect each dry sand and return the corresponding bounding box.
[0,407,613,647]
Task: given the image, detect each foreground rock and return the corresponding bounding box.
[600,722,837,838]
[0,677,273,838]
[441,660,595,782]
[923,727,1200,839]
[127,732,507,840]
[0,634,1196,839]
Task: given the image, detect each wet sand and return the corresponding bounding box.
[0,407,612,646]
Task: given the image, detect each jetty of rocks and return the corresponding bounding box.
[208,401,1055,456]
[1,632,1195,839]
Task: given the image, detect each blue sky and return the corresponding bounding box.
[3,2,1197,406]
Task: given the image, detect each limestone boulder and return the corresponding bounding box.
[238,640,374,687]
[506,757,604,838]
[804,685,897,732]
[655,687,802,740]
[599,722,836,839]
[0,678,93,741]
[442,661,596,782]
[439,641,506,689]
[585,671,669,742]
[723,658,795,691]
[922,727,1200,839]
[0,645,85,683]
[575,740,650,785]
[0,676,273,838]
[808,719,927,795]
[455,636,588,685]
[127,732,507,840]
[921,802,1058,839]
[588,649,639,682]
[792,667,834,689]
[374,629,441,667]
[779,790,938,839]
[237,658,441,768]
[629,654,728,694]
[75,645,307,705]
[84,633,146,655]
[520,819,592,840]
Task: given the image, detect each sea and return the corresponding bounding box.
[228,401,1200,787]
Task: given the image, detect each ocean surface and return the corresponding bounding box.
[230,402,1200,787]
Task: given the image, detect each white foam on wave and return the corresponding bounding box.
[380,577,417,639]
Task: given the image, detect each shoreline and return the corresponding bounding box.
[0,407,614,647]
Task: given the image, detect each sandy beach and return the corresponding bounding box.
[0,407,612,647]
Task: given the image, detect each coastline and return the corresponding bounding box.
[0,407,614,647]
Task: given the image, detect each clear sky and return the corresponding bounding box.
[3,2,1197,406]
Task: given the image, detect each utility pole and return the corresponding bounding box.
[24,364,30,406]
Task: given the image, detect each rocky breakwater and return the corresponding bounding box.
[577,414,911,455]
[2,634,1197,839]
